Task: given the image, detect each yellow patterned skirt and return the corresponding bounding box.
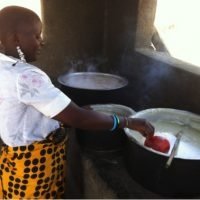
[0,135,67,199]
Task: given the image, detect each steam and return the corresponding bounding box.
[118,51,174,110]
[137,62,173,109]
[64,56,108,73]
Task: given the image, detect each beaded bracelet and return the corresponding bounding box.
[110,114,120,131]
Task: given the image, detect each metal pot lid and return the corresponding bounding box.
[125,108,200,160]
[57,72,128,90]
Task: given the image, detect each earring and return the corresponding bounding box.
[16,46,26,62]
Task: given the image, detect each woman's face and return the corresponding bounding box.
[17,19,44,62]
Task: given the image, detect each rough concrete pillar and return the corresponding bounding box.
[38,0,105,80]
[135,0,157,48]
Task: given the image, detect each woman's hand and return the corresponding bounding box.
[127,118,154,138]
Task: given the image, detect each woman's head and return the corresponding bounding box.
[0,6,44,62]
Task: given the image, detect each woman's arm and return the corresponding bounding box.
[53,101,154,137]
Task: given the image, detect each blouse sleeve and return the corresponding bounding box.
[16,69,71,118]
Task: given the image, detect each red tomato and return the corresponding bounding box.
[144,135,170,153]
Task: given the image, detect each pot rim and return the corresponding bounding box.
[124,108,200,160]
[88,103,135,116]
[57,72,128,91]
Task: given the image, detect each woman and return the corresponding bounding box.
[0,6,154,199]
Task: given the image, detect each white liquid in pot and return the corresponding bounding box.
[125,108,200,160]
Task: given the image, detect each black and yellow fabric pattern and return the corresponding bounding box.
[0,138,67,199]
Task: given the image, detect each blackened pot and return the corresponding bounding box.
[57,72,128,106]
[77,104,135,151]
[124,108,200,198]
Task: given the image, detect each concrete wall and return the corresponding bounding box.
[36,0,145,80]
[36,0,200,114]
[119,49,200,114]
[135,0,157,48]
[105,0,139,71]
[37,0,105,81]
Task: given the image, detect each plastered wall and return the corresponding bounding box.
[36,0,200,114]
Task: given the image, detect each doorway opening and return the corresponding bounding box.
[154,0,200,67]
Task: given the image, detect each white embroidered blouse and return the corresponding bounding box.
[0,53,71,147]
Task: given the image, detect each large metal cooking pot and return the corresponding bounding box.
[77,104,135,151]
[124,108,200,198]
[57,72,128,106]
